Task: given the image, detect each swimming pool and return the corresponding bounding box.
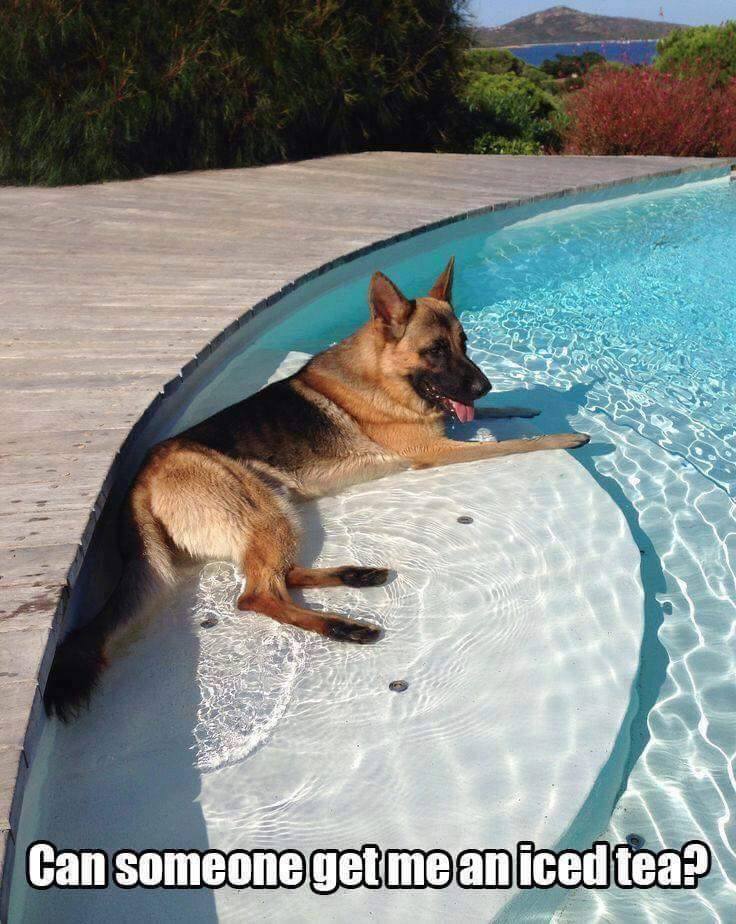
[9,169,736,921]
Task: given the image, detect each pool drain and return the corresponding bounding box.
[200,616,218,629]
[457,515,474,525]
[626,834,645,850]
[389,680,409,693]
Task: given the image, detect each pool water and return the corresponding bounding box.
[10,171,736,921]
[461,175,736,921]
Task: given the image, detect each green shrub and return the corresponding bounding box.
[540,51,605,79]
[466,48,525,75]
[461,72,560,148]
[472,135,542,155]
[0,0,468,185]
[656,22,736,85]
[465,48,557,92]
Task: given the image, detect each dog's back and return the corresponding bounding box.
[183,374,367,480]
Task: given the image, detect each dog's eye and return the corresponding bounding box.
[425,341,446,358]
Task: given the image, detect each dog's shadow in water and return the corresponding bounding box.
[17,518,219,922]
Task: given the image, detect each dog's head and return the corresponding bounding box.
[368,258,491,421]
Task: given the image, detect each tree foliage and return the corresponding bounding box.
[0,0,468,185]
[464,47,556,91]
[656,22,736,85]
[540,51,605,79]
[472,134,542,155]
[460,72,560,149]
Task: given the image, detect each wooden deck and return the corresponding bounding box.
[0,152,731,914]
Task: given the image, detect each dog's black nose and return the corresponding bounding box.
[471,375,492,398]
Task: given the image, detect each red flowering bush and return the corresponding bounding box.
[563,67,736,157]
[717,83,736,154]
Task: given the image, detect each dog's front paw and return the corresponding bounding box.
[537,432,590,450]
[325,618,384,644]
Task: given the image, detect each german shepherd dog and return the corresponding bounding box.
[45,259,589,719]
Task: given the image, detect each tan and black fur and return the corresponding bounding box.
[45,259,589,719]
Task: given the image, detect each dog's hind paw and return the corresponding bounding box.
[338,566,390,588]
[325,618,384,644]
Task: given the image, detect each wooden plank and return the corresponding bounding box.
[1,428,127,456]
[0,747,26,832]
[0,479,103,506]
[0,544,79,588]
[0,829,10,913]
[0,626,53,683]
[0,826,13,924]
[0,681,39,752]
[0,508,93,552]
[0,582,64,632]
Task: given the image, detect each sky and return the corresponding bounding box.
[469,1,736,27]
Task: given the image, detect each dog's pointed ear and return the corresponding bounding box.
[428,256,455,303]
[369,272,414,340]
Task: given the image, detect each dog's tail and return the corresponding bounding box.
[44,558,159,721]
[44,510,175,721]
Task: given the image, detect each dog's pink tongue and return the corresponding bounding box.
[450,400,475,423]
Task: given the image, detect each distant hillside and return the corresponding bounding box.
[474,5,681,47]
